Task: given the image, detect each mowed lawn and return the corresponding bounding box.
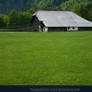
[0,31,92,85]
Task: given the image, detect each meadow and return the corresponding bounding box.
[0,31,92,85]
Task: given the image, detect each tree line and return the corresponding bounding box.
[0,9,35,27]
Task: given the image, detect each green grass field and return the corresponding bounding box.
[0,31,92,85]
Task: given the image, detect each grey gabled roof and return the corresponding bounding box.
[33,10,92,27]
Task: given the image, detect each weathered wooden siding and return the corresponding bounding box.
[78,27,92,31]
[48,27,67,32]
[48,27,92,32]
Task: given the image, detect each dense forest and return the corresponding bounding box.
[0,0,92,27]
[0,0,68,14]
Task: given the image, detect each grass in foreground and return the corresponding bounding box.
[0,31,92,85]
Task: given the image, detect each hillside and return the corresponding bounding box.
[0,0,67,14]
[0,0,91,14]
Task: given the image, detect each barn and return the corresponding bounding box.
[30,11,92,32]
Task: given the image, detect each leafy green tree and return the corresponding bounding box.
[72,2,92,21]
[72,2,88,17]
[8,9,32,27]
[85,2,92,21]
[26,8,35,14]
[8,9,21,26]
[19,11,32,26]
[61,0,88,11]
[0,14,8,27]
